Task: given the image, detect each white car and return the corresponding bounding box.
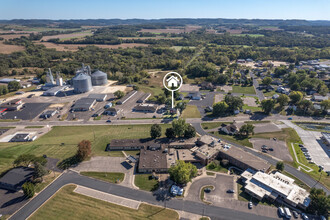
[301,213,309,220]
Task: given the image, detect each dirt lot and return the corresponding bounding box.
[250,138,293,161]
[35,42,149,51]
[243,97,258,107]
[0,41,25,54]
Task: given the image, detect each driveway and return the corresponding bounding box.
[249,72,265,101]
[283,121,330,171]
[72,156,136,188]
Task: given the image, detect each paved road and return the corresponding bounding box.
[249,71,265,101]
[192,123,330,195]
[10,171,278,220]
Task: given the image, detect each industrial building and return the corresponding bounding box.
[40,110,58,119]
[241,169,311,209]
[116,90,137,105]
[43,86,66,96]
[0,166,34,191]
[0,99,24,111]
[72,98,96,111]
[137,93,151,103]
[91,70,108,86]
[0,78,20,84]
[87,94,107,102]
[133,104,158,113]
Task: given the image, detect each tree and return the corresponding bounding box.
[114,90,124,99]
[150,124,162,139]
[172,118,187,138]
[184,124,196,138]
[13,154,36,167]
[33,162,48,180]
[176,102,187,113]
[216,74,228,85]
[261,99,276,114]
[276,161,284,171]
[277,94,289,108]
[320,100,330,111]
[224,95,243,112]
[212,101,228,116]
[168,160,197,185]
[307,188,330,217]
[262,77,272,86]
[289,91,303,104]
[239,124,255,136]
[298,99,313,115]
[165,127,175,139]
[22,182,35,198]
[7,80,20,92]
[76,140,91,161]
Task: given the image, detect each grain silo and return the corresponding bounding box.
[73,73,93,93]
[91,70,107,86]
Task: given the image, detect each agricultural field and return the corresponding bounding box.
[0,41,25,54]
[30,185,179,220]
[41,30,93,41]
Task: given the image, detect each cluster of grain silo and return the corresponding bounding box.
[72,64,108,93]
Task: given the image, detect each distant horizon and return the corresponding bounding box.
[0,0,329,20]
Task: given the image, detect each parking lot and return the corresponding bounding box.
[250,138,293,161]
[0,189,28,215]
[189,92,216,117]
[2,103,50,120]
[204,174,236,204]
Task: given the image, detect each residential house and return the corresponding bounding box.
[220,123,238,135]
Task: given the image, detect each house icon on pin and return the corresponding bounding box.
[166,75,180,88]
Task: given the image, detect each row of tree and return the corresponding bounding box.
[150,118,196,139]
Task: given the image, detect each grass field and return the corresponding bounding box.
[242,104,262,112]
[0,124,171,174]
[232,85,256,94]
[0,41,25,54]
[181,105,201,118]
[80,172,125,184]
[201,122,223,130]
[30,185,179,220]
[25,126,44,128]
[134,174,159,191]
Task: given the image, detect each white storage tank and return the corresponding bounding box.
[91,70,107,86]
[73,73,92,93]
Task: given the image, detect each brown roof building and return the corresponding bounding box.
[138,146,169,173]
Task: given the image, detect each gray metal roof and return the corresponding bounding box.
[92,70,107,77]
[73,73,91,80]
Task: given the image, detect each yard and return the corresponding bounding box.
[29,185,179,220]
[242,104,262,112]
[0,124,171,174]
[181,105,201,118]
[134,174,159,191]
[201,122,223,130]
[232,85,256,94]
[80,172,125,184]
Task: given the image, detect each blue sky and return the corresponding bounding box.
[0,0,329,20]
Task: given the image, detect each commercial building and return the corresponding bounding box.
[0,78,20,84]
[0,99,24,111]
[177,149,202,163]
[116,90,137,105]
[0,166,34,191]
[133,104,158,113]
[241,169,310,209]
[43,86,66,96]
[40,110,58,119]
[72,98,96,111]
[107,139,152,151]
[138,146,169,173]
[87,94,107,102]
[137,93,151,103]
[103,107,122,116]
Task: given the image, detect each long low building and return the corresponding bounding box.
[116,90,137,105]
[72,98,96,111]
[87,94,107,102]
[241,169,311,209]
[137,93,151,103]
[133,104,158,113]
[43,86,66,96]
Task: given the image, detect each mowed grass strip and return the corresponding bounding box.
[201,122,223,130]
[134,174,159,191]
[80,172,124,184]
[181,105,201,118]
[0,124,171,174]
[30,185,179,220]
[232,85,256,94]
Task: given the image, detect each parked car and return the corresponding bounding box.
[284,207,292,219]
[292,210,298,218]
[278,207,285,217]
[248,202,253,209]
[273,137,277,141]
[301,213,309,220]
[262,149,268,153]
[261,145,267,149]
[204,188,211,193]
[226,189,234,193]
[106,120,111,123]
[299,144,304,148]
[301,148,308,152]
[268,148,274,151]
[288,117,293,120]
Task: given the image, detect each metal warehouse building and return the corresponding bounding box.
[137,93,151,103]
[43,86,66,96]
[72,98,96,111]
[116,90,137,105]
[87,94,107,102]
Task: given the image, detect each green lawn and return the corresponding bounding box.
[263,90,279,98]
[244,121,270,124]
[80,172,125,184]
[232,85,256,94]
[0,85,37,99]
[211,131,253,148]
[201,122,223,130]
[25,126,44,128]
[0,124,171,174]
[134,174,159,191]
[181,105,201,118]
[30,185,179,220]
[206,160,228,173]
[242,104,262,112]
[0,119,20,122]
